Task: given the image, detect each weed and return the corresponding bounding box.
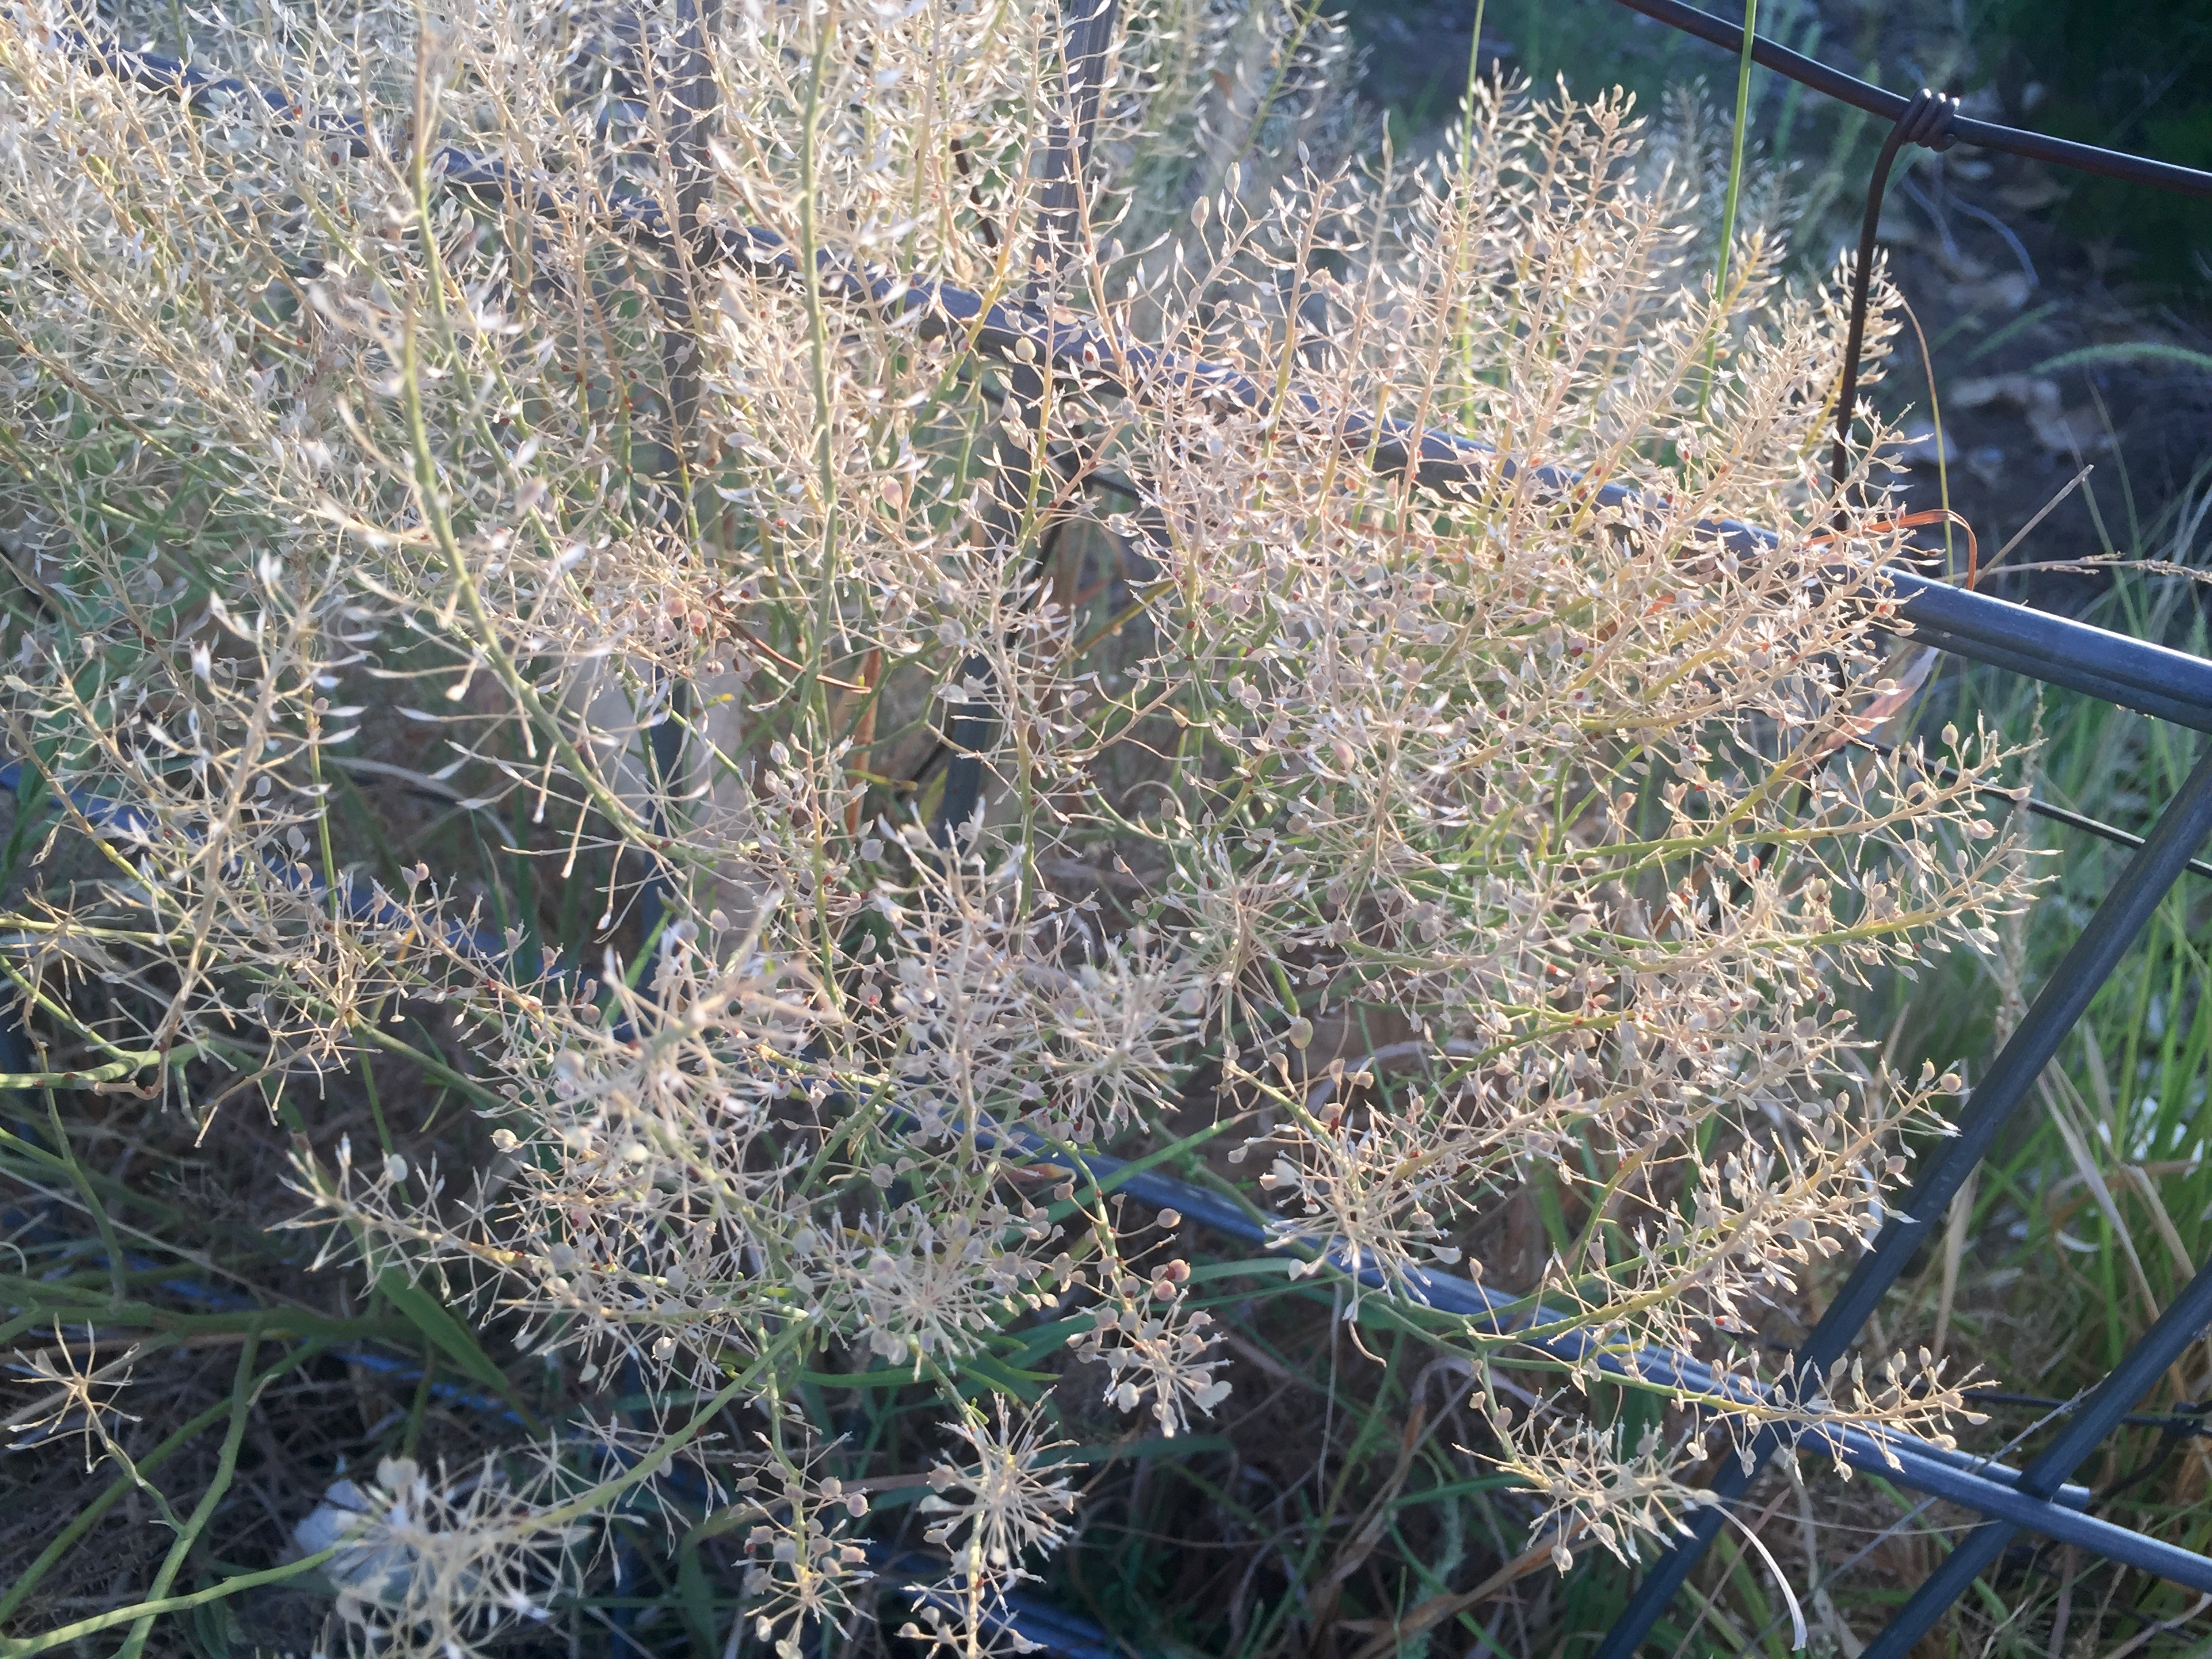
[0,0,2041,1654]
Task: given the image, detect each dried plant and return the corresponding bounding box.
[308,1452,589,1659]
[3,1324,142,1469]
[901,1402,1076,1656]
[0,0,2038,1645]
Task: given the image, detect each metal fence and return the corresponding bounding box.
[34,0,2212,1654]
[1566,7,2212,1652]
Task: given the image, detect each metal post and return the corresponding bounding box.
[1830,89,1957,495]
[1593,740,2212,1658]
[1861,1254,2212,1658]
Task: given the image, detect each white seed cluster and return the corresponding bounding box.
[0,0,2031,1643]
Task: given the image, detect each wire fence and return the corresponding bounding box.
[16,0,2212,1653]
[1572,6,2212,1653]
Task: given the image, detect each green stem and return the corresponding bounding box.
[0,1046,209,1091]
[0,1549,338,1659]
[1700,0,1759,418]
[114,1330,263,1659]
[40,1088,126,1307]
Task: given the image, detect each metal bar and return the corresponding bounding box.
[1076,1157,2089,1500]
[1080,1158,2100,1511]
[1050,1153,2212,1586]
[1882,570,2212,732]
[1831,90,1960,493]
[1601,0,2212,201]
[1592,740,2212,1657]
[1824,1448,2212,1595]
[1861,1256,2212,1658]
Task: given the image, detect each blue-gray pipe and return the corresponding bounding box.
[1861,1253,2212,1657]
[1593,740,2212,1656]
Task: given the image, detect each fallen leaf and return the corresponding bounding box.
[1952,373,2060,416]
[2028,404,2112,456]
[1950,270,2031,313]
[1996,168,2066,211]
[1950,376,2108,454]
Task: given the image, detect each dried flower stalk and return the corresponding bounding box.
[0,0,2032,1640]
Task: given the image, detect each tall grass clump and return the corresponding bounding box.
[0,0,2040,1650]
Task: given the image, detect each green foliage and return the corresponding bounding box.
[1842,468,2212,1652]
[1973,0,2212,289]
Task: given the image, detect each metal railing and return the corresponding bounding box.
[1567,5,2212,1653]
[22,1,2212,1653]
